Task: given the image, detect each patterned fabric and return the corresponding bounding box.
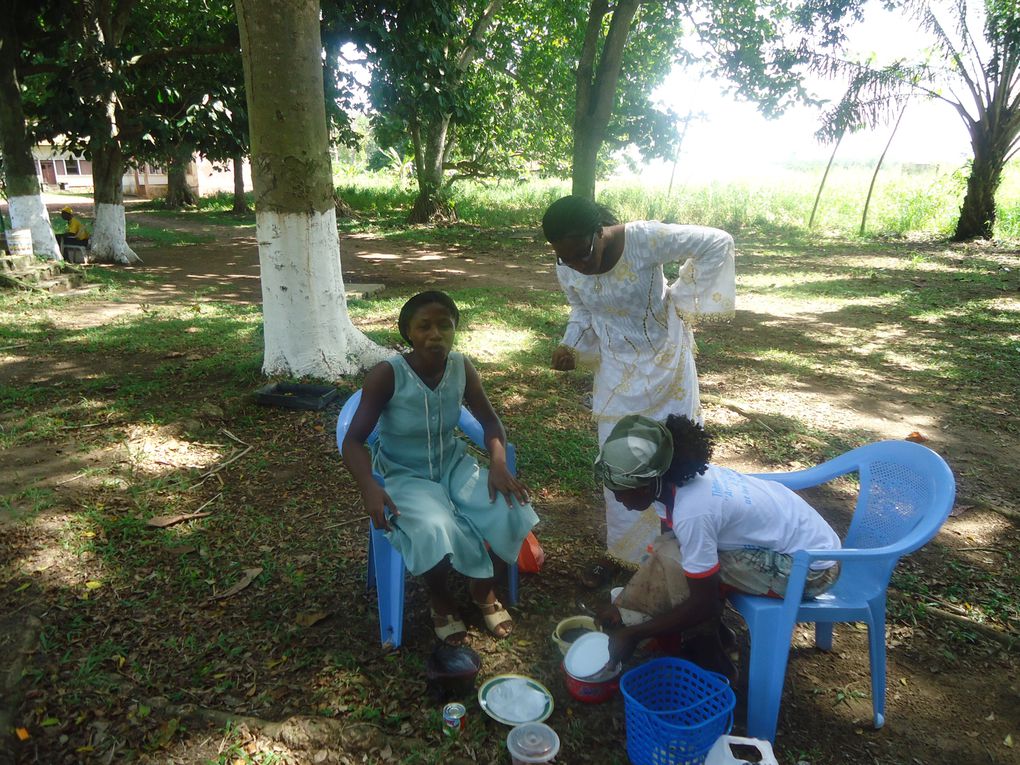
[557,221,735,560]
[595,414,674,491]
[371,352,539,578]
[557,221,735,424]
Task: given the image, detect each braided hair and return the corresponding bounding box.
[661,414,714,487]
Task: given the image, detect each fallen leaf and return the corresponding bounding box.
[905,431,928,443]
[166,545,197,556]
[900,677,908,686]
[213,567,263,600]
[986,712,996,721]
[147,512,212,528]
[295,611,329,628]
[15,728,29,741]
[85,581,103,591]
[1005,734,1013,748]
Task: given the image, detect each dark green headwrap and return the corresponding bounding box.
[594,415,674,491]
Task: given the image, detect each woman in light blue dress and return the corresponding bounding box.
[342,291,539,645]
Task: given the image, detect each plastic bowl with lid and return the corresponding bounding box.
[506,722,560,764]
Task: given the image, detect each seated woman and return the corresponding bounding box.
[342,291,539,645]
[595,414,841,680]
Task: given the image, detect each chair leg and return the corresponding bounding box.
[867,600,887,729]
[370,526,406,649]
[507,561,519,605]
[743,616,792,743]
[815,622,833,651]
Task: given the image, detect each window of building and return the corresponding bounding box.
[64,158,82,175]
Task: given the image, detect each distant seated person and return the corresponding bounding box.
[595,414,841,682]
[59,205,90,260]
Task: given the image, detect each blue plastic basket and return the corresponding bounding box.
[620,658,735,765]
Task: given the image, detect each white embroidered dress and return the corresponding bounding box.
[557,221,735,561]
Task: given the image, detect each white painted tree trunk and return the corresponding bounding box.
[91,203,141,264]
[8,193,60,260]
[258,208,391,377]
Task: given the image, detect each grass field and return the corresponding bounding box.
[335,159,1020,241]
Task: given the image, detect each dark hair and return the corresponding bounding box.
[398,291,460,343]
[541,195,619,243]
[662,414,713,487]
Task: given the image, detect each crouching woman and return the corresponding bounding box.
[595,414,841,679]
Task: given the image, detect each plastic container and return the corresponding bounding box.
[551,615,597,656]
[704,736,778,765]
[562,631,621,704]
[5,229,32,257]
[506,722,560,764]
[620,658,735,765]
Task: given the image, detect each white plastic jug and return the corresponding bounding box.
[704,735,779,765]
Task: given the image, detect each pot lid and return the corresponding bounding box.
[564,631,611,679]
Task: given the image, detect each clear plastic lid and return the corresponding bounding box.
[506,722,560,763]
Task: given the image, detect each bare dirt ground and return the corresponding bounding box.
[1,212,1018,765]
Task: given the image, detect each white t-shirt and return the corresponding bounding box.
[668,465,840,577]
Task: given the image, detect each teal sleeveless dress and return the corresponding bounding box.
[371,352,539,578]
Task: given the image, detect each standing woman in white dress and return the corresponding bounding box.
[541,195,736,581]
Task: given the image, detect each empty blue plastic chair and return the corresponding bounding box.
[336,389,520,648]
[728,440,956,742]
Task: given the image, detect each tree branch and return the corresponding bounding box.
[455,0,506,75]
[127,42,238,69]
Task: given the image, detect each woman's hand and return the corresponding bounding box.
[362,484,400,532]
[551,344,576,371]
[596,603,622,631]
[488,461,531,507]
[607,624,640,665]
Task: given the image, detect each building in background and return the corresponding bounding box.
[31,143,251,199]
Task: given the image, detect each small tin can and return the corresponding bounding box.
[442,702,466,736]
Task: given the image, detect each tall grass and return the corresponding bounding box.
[334,159,1020,241]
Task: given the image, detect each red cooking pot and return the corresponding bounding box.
[562,632,621,704]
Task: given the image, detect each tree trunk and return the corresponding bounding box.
[570,0,641,200]
[408,116,456,224]
[235,0,387,379]
[89,134,141,264]
[231,153,249,213]
[953,125,1008,241]
[164,146,197,208]
[0,34,61,259]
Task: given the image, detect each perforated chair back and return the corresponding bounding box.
[732,440,955,741]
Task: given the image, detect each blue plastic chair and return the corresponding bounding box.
[728,440,956,742]
[336,389,520,648]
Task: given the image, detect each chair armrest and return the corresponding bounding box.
[458,406,517,475]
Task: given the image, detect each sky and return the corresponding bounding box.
[641,1,975,182]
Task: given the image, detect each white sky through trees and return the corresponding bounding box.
[647,1,974,182]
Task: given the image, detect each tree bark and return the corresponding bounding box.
[165,145,197,208]
[952,123,1009,241]
[0,31,61,259]
[231,152,249,213]
[408,116,456,224]
[235,0,387,379]
[89,133,141,264]
[84,2,141,265]
[570,0,641,200]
